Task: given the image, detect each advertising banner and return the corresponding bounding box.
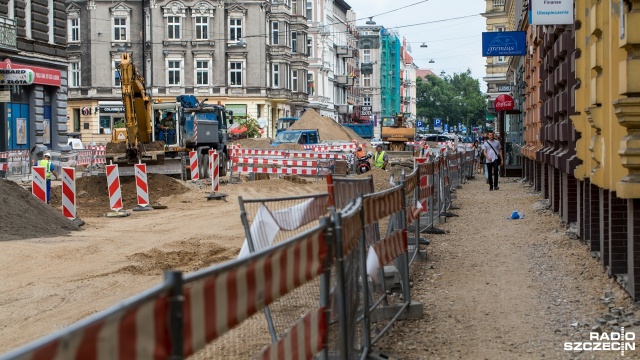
[529,0,573,25]
[482,31,527,57]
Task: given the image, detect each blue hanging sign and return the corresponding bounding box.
[481,31,527,57]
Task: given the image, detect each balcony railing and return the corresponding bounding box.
[0,17,17,49]
[493,0,505,7]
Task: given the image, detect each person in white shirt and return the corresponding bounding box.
[482,130,504,191]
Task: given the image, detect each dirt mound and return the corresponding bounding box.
[0,179,79,241]
[356,167,393,192]
[112,240,235,276]
[144,141,166,151]
[106,142,126,153]
[50,173,189,218]
[289,109,357,143]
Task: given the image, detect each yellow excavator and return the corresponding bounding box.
[106,53,232,178]
[106,53,165,165]
[381,113,415,151]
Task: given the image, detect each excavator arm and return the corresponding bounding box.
[106,53,165,167]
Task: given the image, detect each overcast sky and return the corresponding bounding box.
[346,0,487,91]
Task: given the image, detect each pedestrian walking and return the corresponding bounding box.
[482,130,503,191]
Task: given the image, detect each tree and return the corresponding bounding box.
[237,116,261,138]
[416,69,486,132]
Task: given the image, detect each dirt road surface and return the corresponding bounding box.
[376,176,640,359]
[0,178,326,353]
[2,172,640,359]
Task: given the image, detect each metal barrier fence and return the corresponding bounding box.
[1,149,475,360]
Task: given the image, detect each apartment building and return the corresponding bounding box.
[481,0,510,128]
[0,0,68,155]
[356,24,382,132]
[400,38,417,123]
[65,0,310,143]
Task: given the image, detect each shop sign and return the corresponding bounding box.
[494,94,515,112]
[100,106,125,113]
[0,90,10,102]
[482,31,527,57]
[0,68,34,85]
[361,106,372,116]
[498,85,512,92]
[529,0,573,25]
[81,107,92,116]
[0,59,61,86]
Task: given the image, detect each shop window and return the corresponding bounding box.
[99,116,111,135]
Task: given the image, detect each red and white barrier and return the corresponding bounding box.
[260,308,327,360]
[12,294,172,360]
[32,166,47,203]
[234,157,318,167]
[210,150,219,192]
[61,167,76,219]
[0,162,7,173]
[87,145,106,164]
[180,228,328,357]
[286,152,345,160]
[189,151,199,181]
[232,166,317,176]
[235,149,286,157]
[106,164,123,211]
[135,163,150,207]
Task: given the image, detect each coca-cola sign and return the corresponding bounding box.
[494,94,515,111]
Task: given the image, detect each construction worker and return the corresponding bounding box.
[373,145,388,170]
[36,152,58,204]
[355,145,367,160]
[159,112,176,144]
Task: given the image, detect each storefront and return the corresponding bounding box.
[0,57,66,154]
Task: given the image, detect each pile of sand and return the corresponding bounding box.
[106,141,166,154]
[232,138,304,150]
[50,173,189,218]
[289,109,367,144]
[0,179,79,241]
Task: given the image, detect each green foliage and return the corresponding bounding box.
[416,69,486,130]
[237,116,261,138]
[113,118,125,129]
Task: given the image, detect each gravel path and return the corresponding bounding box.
[376,175,640,359]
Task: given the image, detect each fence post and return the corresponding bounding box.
[398,171,411,303]
[329,208,349,360]
[165,270,184,360]
[238,197,278,343]
[359,201,372,355]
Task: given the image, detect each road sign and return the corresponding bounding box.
[416,121,423,128]
[434,118,442,128]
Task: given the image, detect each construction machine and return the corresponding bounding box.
[380,113,414,151]
[107,53,232,178]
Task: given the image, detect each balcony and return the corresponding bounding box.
[0,17,17,49]
[291,92,309,103]
[270,0,290,14]
[403,96,411,103]
[268,88,292,100]
[336,75,354,87]
[336,46,353,58]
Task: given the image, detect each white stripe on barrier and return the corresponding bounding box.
[211,151,219,192]
[61,167,76,219]
[234,157,318,167]
[32,166,47,203]
[189,151,199,181]
[135,163,150,207]
[235,149,286,157]
[232,166,317,176]
[106,164,123,211]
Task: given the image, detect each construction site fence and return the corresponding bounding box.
[0,148,475,360]
[0,146,108,180]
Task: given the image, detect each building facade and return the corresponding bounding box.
[400,38,417,124]
[0,0,69,157]
[356,24,381,135]
[481,0,510,129]
[65,0,310,144]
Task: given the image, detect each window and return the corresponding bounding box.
[24,0,31,39]
[363,74,371,87]
[306,1,312,19]
[229,18,242,41]
[292,0,297,14]
[291,32,297,53]
[114,18,127,41]
[230,62,242,86]
[307,38,313,57]
[167,16,181,40]
[272,63,280,88]
[195,60,209,86]
[307,73,314,94]
[363,49,371,63]
[363,97,371,106]
[68,18,80,43]
[272,22,279,45]
[113,60,121,87]
[69,62,80,88]
[194,16,208,40]
[167,60,182,86]
[292,70,298,92]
